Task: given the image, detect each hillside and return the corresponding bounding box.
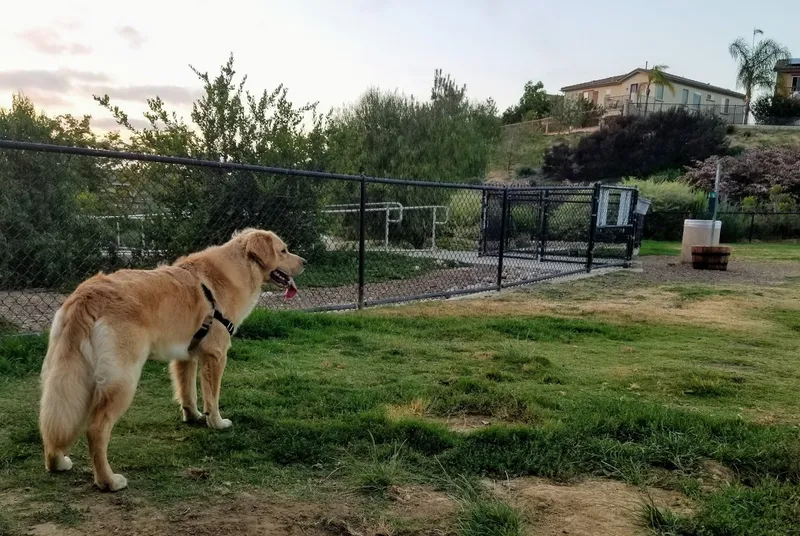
[488,123,800,183]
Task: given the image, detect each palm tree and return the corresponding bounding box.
[729,34,791,124]
[643,65,675,115]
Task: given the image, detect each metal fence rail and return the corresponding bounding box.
[0,139,640,333]
[644,211,800,243]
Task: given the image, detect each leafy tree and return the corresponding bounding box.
[0,95,112,289]
[550,96,604,130]
[325,69,500,247]
[642,65,675,115]
[751,94,800,125]
[729,34,791,124]
[501,81,551,124]
[95,54,328,259]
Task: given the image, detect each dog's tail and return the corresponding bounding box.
[39,297,96,472]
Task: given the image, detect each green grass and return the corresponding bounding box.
[298,250,464,288]
[4,267,800,533]
[640,240,800,260]
[458,500,523,536]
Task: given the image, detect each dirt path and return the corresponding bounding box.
[5,478,692,536]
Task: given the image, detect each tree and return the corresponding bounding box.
[325,69,500,246]
[95,54,329,259]
[501,81,551,124]
[729,34,791,124]
[0,95,113,289]
[751,94,800,125]
[642,65,675,115]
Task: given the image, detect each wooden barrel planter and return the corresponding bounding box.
[691,246,731,271]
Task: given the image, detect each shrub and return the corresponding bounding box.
[682,147,800,202]
[325,71,500,247]
[0,96,111,290]
[97,55,328,261]
[623,179,706,241]
[544,108,729,182]
[752,94,800,125]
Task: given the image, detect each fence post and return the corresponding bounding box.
[496,188,509,290]
[586,182,602,273]
[624,188,639,267]
[749,213,755,243]
[358,177,366,309]
[538,190,548,261]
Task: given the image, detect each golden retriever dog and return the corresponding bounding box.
[38,229,304,491]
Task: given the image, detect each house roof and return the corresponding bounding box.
[560,68,746,99]
[775,59,800,72]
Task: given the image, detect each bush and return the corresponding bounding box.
[548,202,591,242]
[623,179,706,241]
[682,147,800,202]
[97,55,328,261]
[0,96,111,290]
[752,94,800,125]
[544,108,729,182]
[324,70,500,247]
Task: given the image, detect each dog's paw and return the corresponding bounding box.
[208,418,232,430]
[181,407,204,424]
[98,474,128,492]
[53,455,73,472]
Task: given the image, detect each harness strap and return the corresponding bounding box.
[189,284,235,350]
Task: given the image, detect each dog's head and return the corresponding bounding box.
[236,229,305,299]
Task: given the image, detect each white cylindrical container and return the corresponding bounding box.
[681,219,722,263]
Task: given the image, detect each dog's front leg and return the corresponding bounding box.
[200,350,231,429]
[170,359,203,423]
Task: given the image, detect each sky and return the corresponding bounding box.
[0,0,795,132]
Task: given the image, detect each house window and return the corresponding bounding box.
[583,91,592,100]
[681,89,689,105]
[630,83,639,101]
[722,98,730,114]
[792,76,800,92]
[655,84,665,101]
[692,92,702,110]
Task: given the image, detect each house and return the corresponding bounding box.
[774,59,800,97]
[560,68,747,124]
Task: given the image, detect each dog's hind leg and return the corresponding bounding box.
[87,379,137,492]
[200,350,231,430]
[170,359,203,423]
[86,326,146,492]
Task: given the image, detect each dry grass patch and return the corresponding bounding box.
[484,477,693,536]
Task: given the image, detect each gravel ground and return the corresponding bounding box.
[637,255,800,285]
[1,264,568,332]
[4,256,798,333]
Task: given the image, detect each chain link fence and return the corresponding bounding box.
[0,139,641,333]
[644,211,800,243]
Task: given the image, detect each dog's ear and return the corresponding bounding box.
[244,232,275,269]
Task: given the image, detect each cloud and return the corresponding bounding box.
[92,116,151,131]
[16,27,91,55]
[0,69,111,92]
[116,25,145,49]
[92,85,202,105]
[20,90,72,108]
[0,69,200,112]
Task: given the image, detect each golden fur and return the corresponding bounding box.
[39,229,304,491]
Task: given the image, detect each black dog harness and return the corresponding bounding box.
[189,284,235,350]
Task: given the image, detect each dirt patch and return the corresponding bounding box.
[638,255,800,286]
[387,485,457,532]
[3,486,460,536]
[697,460,736,492]
[485,477,693,536]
